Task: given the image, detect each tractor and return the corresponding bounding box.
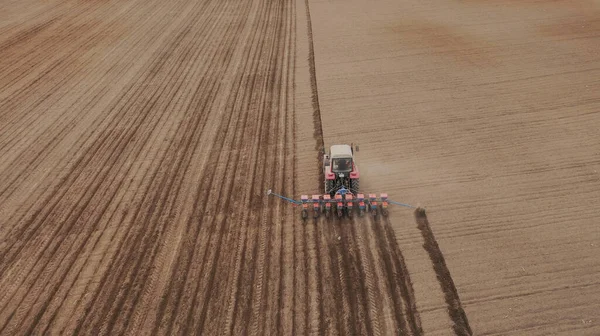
[267,143,420,219]
[323,144,359,196]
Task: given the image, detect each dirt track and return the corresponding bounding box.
[0,0,450,334]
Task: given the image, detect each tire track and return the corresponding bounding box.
[325,219,357,336]
[151,29,251,336]
[275,1,295,332]
[227,2,283,331]
[349,217,381,335]
[342,219,372,335]
[302,0,325,192]
[415,209,472,335]
[382,218,423,335]
[186,2,276,332]
[303,0,323,151]
[314,217,339,335]
[279,0,296,333]
[252,2,291,333]
[247,1,288,334]
[193,17,263,332]
[300,0,327,333]
[202,1,267,334]
[352,216,384,336]
[371,217,411,334]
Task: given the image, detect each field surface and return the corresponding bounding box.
[310,0,600,334]
[0,0,598,335]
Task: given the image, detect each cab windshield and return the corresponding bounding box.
[332,158,352,173]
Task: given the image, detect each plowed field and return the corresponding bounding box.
[1,0,599,335]
[0,0,453,334]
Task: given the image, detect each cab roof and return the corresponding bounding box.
[330,144,353,158]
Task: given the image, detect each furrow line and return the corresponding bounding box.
[371,218,410,334]
[0,0,203,329]
[277,0,296,332]
[157,4,261,334]
[0,0,187,244]
[328,219,356,336]
[0,0,166,214]
[248,0,288,334]
[151,6,259,335]
[315,218,339,335]
[352,216,384,336]
[97,6,233,334]
[71,0,236,333]
[217,0,273,333]
[122,0,254,332]
[414,211,472,335]
[345,219,375,335]
[270,1,293,333]
[383,218,423,335]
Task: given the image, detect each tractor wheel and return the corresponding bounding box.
[350,178,359,193]
[325,180,334,194]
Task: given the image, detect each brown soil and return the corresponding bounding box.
[310,0,600,334]
[2,0,599,334]
[0,0,427,334]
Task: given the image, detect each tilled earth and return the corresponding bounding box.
[0,0,465,334]
[309,0,600,334]
[2,0,598,335]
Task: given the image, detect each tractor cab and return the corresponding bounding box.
[329,144,354,173]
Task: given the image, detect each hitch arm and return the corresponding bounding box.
[388,199,419,209]
[266,189,302,205]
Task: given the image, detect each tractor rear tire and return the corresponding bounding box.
[350,178,359,193]
[325,180,334,194]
